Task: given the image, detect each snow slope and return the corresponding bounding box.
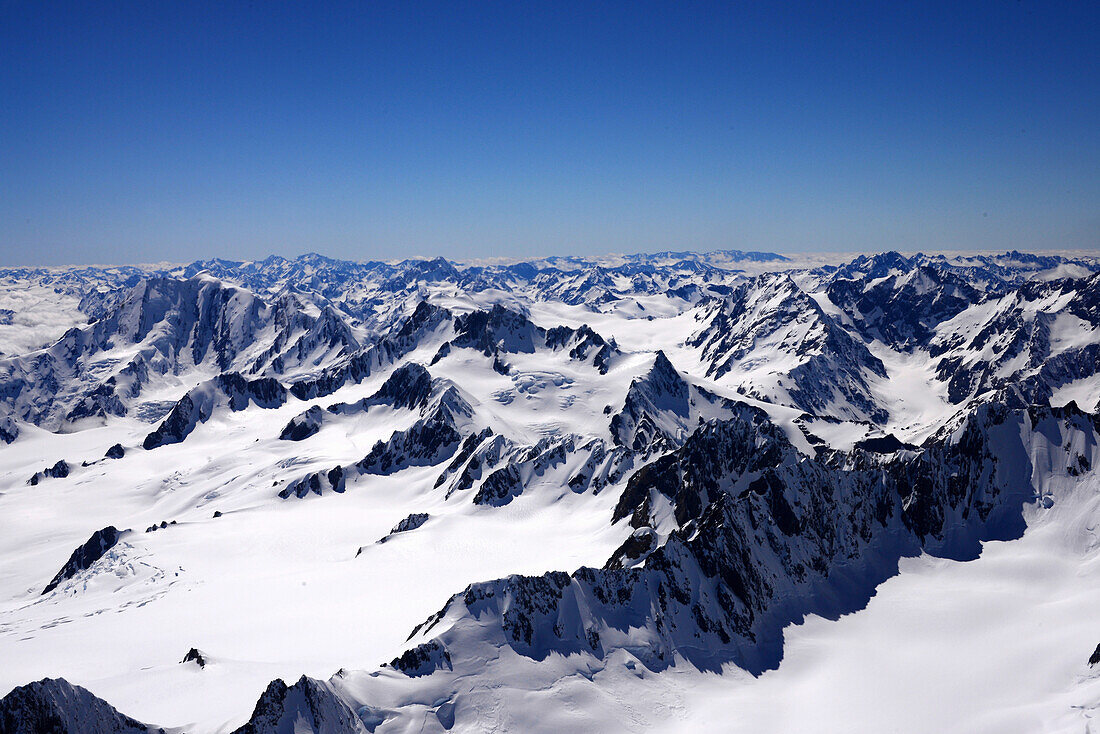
[0,247,1098,732]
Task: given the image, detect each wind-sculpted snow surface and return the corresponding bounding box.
[1,248,1100,733]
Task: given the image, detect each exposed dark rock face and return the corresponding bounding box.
[289,301,451,401]
[544,324,616,374]
[278,466,346,499]
[332,364,438,417]
[472,465,524,507]
[1089,643,1100,666]
[468,435,611,507]
[429,341,451,365]
[929,273,1100,406]
[215,372,288,410]
[605,527,657,570]
[65,382,128,423]
[104,443,125,459]
[141,392,200,450]
[825,261,983,351]
[688,273,888,423]
[378,513,430,543]
[144,372,288,449]
[609,350,741,453]
[355,405,464,476]
[282,377,474,500]
[363,363,433,411]
[443,304,619,375]
[230,676,368,734]
[0,274,321,429]
[612,402,791,527]
[398,402,1092,677]
[144,520,176,533]
[610,351,689,452]
[29,460,71,485]
[284,363,439,442]
[43,526,123,594]
[0,678,161,734]
[452,305,541,356]
[280,405,324,441]
[181,648,206,668]
[854,434,916,453]
[432,429,627,508]
[45,460,69,478]
[248,298,359,377]
[433,428,496,490]
[388,641,452,677]
[0,416,18,444]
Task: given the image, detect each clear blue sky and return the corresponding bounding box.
[1,1,1097,265]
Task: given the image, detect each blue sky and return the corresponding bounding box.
[0,1,1096,265]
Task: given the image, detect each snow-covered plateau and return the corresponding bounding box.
[2,248,1100,733]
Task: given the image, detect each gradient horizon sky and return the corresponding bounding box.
[1,1,1097,266]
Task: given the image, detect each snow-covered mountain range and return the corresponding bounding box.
[2,248,1100,733]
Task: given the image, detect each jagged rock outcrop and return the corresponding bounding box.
[0,678,161,734]
[443,305,620,375]
[282,363,436,441]
[433,428,498,491]
[42,526,124,594]
[689,273,888,422]
[358,363,433,411]
[930,273,1100,405]
[469,435,623,507]
[0,416,18,444]
[278,466,346,499]
[181,648,207,668]
[28,459,70,485]
[451,305,542,355]
[825,258,983,350]
[230,676,369,734]
[144,372,287,449]
[378,513,430,543]
[356,410,463,476]
[604,527,658,570]
[352,378,474,477]
[398,402,1096,676]
[279,405,324,441]
[0,274,312,429]
[248,295,360,376]
[289,301,451,400]
[610,350,742,452]
[544,324,616,374]
[388,641,453,677]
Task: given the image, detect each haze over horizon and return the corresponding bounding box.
[2,1,1097,266]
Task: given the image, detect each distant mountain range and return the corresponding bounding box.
[1,247,1098,733]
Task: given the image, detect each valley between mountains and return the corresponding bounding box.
[1,248,1100,733]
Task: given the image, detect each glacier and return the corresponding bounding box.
[1,248,1100,732]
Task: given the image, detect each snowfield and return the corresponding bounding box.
[0,248,1099,733]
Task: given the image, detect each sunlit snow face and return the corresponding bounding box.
[1,250,1099,732]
